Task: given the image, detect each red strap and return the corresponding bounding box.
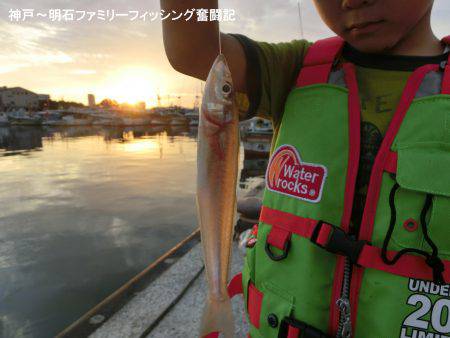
[260,206,317,238]
[443,65,450,95]
[227,272,243,298]
[384,151,398,174]
[442,35,450,94]
[248,282,263,329]
[341,63,362,230]
[442,35,450,45]
[267,226,291,250]
[287,326,301,338]
[296,37,344,87]
[260,206,450,283]
[357,245,450,282]
[315,222,333,247]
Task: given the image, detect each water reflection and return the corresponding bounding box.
[0,125,199,337]
[0,125,196,156]
[0,127,43,154]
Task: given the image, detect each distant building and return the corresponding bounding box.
[0,86,50,111]
[88,94,96,108]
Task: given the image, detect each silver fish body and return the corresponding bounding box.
[197,54,239,338]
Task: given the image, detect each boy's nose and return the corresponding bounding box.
[341,0,375,9]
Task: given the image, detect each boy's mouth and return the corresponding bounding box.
[347,20,385,36]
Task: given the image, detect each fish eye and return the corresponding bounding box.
[222,83,232,96]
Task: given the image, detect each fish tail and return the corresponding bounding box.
[199,295,235,338]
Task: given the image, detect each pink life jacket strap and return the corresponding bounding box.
[296,36,345,87]
[384,151,398,174]
[441,35,450,94]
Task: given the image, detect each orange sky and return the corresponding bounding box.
[0,0,449,108]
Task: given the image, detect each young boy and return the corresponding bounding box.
[161,0,450,337]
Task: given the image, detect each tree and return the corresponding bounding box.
[99,98,119,108]
[48,99,85,110]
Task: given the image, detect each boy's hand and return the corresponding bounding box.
[160,0,247,94]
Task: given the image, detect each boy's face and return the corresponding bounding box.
[312,0,434,53]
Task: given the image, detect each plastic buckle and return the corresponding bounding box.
[265,238,291,261]
[310,221,367,265]
[278,317,331,338]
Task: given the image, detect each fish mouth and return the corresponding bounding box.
[214,54,229,68]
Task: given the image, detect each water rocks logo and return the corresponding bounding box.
[266,145,327,203]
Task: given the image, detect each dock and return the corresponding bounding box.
[58,229,247,337]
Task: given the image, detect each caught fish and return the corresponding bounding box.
[197,54,239,338]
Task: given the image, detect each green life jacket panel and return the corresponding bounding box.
[241,36,450,338]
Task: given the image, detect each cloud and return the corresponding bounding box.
[0,21,73,74]
[0,64,27,74]
[70,69,97,75]
[0,21,65,52]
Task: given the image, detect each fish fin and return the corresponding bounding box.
[199,296,235,338]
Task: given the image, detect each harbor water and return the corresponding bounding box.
[0,125,206,337]
[0,124,270,337]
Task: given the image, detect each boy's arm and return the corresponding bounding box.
[230,36,311,125]
[160,0,248,94]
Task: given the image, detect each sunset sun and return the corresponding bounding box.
[98,67,160,107]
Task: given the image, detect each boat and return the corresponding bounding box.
[8,110,42,125]
[41,111,64,126]
[241,117,273,137]
[149,113,169,126]
[150,113,187,126]
[56,230,248,337]
[150,116,167,125]
[92,118,122,126]
[239,118,273,159]
[92,113,123,126]
[242,138,272,158]
[120,117,150,126]
[185,109,199,126]
[150,106,189,126]
[40,111,94,126]
[60,113,93,126]
[0,113,9,126]
[169,115,188,126]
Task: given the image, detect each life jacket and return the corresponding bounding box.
[223,36,450,338]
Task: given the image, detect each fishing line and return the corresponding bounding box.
[297,0,304,39]
[218,20,222,55]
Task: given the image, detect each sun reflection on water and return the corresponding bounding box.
[121,138,160,153]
